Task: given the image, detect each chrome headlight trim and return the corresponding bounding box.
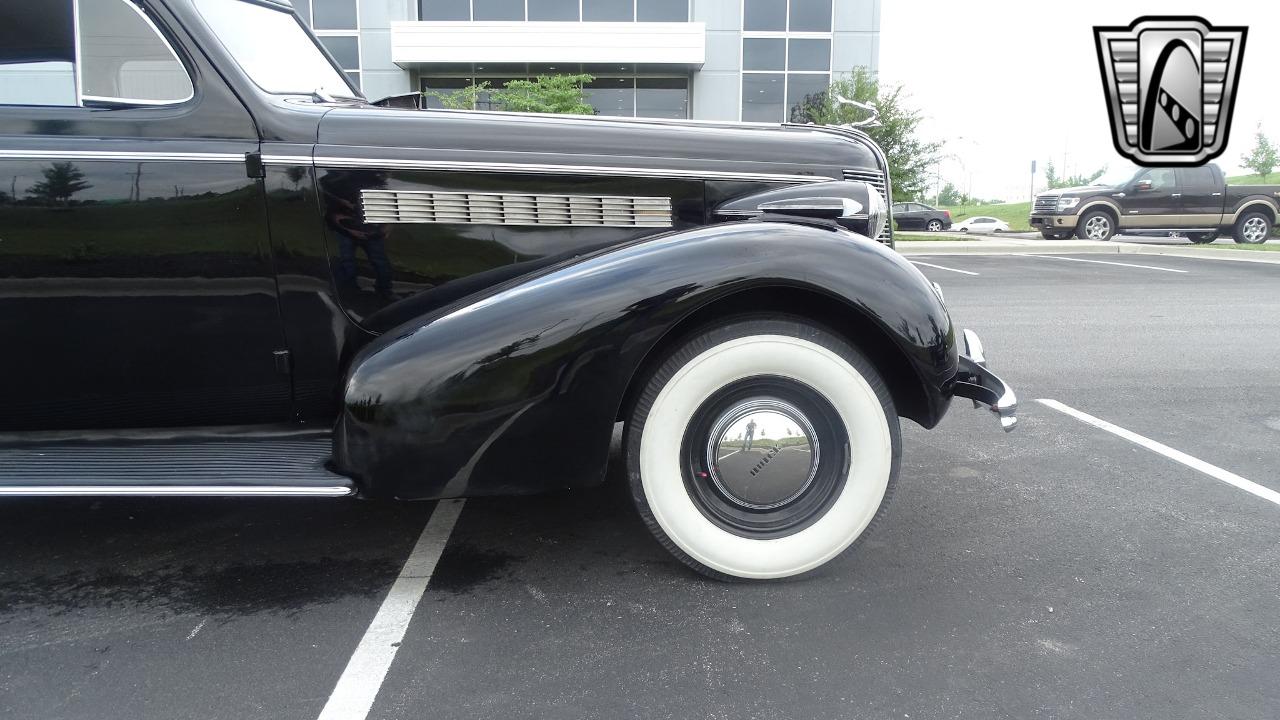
[864,184,888,240]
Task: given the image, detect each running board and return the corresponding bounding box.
[0,435,355,497]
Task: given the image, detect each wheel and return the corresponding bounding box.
[1077,211,1115,241]
[625,316,900,581]
[1187,232,1218,244]
[927,219,943,232]
[1233,212,1272,244]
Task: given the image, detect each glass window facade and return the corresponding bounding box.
[786,38,830,71]
[636,0,687,21]
[742,38,785,72]
[740,0,832,122]
[582,0,632,21]
[295,0,362,90]
[417,1,689,23]
[422,71,688,119]
[318,35,360,71]
[787,0,831,31]
[472,0,525,21]
[527,0,578,21]
[636,78,689,118]
[312,0,358,29]
[743,0,786,31]
[585,77,634,117]
[420,0,471,20]
[741,73,784,122]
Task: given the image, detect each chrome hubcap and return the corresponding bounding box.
[1085,216,1110,239]
[706,399,819,510]
[1243,217,1267,242]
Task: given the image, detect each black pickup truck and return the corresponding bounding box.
[1030,164,1280,243]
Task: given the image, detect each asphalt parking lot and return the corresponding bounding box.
[3,252,1278,720]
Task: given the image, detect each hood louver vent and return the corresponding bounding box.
[361,189,672,228]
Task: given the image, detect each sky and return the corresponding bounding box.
[879,1,1279,201]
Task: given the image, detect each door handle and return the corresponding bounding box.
[1211,192,1222,196]
[1171,193,1182,197]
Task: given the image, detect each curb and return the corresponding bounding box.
[896,240,1280,264]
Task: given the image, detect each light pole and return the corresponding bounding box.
[933,153,965,207]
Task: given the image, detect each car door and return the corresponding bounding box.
[1175,165,1224,227]
[1122,167,1180,227]
[897,203,923,229]
[0,0,291,431]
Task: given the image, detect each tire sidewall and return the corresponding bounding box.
[1077,210,1115,241]
[1234,212,1272,244]
[625,317,901,581]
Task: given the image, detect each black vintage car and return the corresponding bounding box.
[0,0,1015,580]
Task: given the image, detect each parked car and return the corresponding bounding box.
[952,216,1010,233]
[0,0,1016,581]
[892,202,952,231]
[1030,164,1280,243]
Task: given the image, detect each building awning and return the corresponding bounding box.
[391,21,705,69]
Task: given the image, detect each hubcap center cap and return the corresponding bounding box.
[706,399,819,509]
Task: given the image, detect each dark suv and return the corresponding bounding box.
[1030,164,1280,243]
[892,202,952,232]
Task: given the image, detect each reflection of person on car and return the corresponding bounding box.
[744,418,757,451]
[318,169,393,302]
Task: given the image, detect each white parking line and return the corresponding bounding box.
[1030,255,1189,273]
[317,499,465,720]
[909,260,979,276]
[1037,399,1280,508]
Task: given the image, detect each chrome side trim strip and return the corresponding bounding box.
[266,154,828,184]
[263,154,313,164]
[0,150,242,163]
[0,485,355,497]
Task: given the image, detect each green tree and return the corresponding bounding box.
[423,81,490,110]
[423,74,594,115]
[499,74,594,114]
[26,162,91,206]
[790,67,941,202]
[1043,160,1106,189]
[937,182,966,206]
[1241,129,1278,181]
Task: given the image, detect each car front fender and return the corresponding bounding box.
[335,221,956,499]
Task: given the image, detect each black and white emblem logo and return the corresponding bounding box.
[1094,16,1247,166]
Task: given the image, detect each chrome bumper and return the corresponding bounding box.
[952,329,1018,432]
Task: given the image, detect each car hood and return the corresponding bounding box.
[1050,184,1114,197]
[315,105,880,180]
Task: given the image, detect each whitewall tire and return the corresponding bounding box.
[625,316,900,581]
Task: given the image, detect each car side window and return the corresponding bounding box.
[892,204,906,213]
[0,0,193,107]
[1136,168,1176,191]
[0,4,77,105]
[1178,166,1217,191]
